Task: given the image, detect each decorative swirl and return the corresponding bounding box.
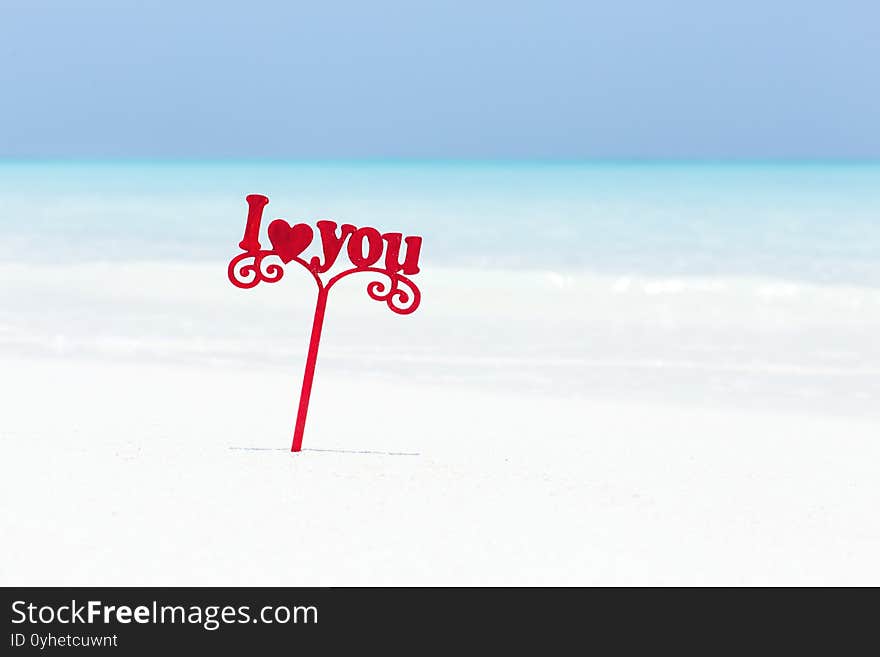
[229,250,420,315]
[227,251,285,289]
[366,273,420,314]
[327,267,421,315]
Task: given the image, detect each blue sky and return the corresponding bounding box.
[1,1,878,158]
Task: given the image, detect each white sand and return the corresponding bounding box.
[2,262,879,585]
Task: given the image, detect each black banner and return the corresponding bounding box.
[1,587,871,652]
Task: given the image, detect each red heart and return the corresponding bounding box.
[267,220,314,263]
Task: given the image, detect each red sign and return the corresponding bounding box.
[228,194,423,452]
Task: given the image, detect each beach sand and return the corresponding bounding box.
[2,262,879,585]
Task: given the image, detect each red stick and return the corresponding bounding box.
[291,286,329,452]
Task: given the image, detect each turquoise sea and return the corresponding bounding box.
[1,161,878,285]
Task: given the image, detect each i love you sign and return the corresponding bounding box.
[228,194,423,452]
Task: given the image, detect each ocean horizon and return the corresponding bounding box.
[1,160,879,286]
